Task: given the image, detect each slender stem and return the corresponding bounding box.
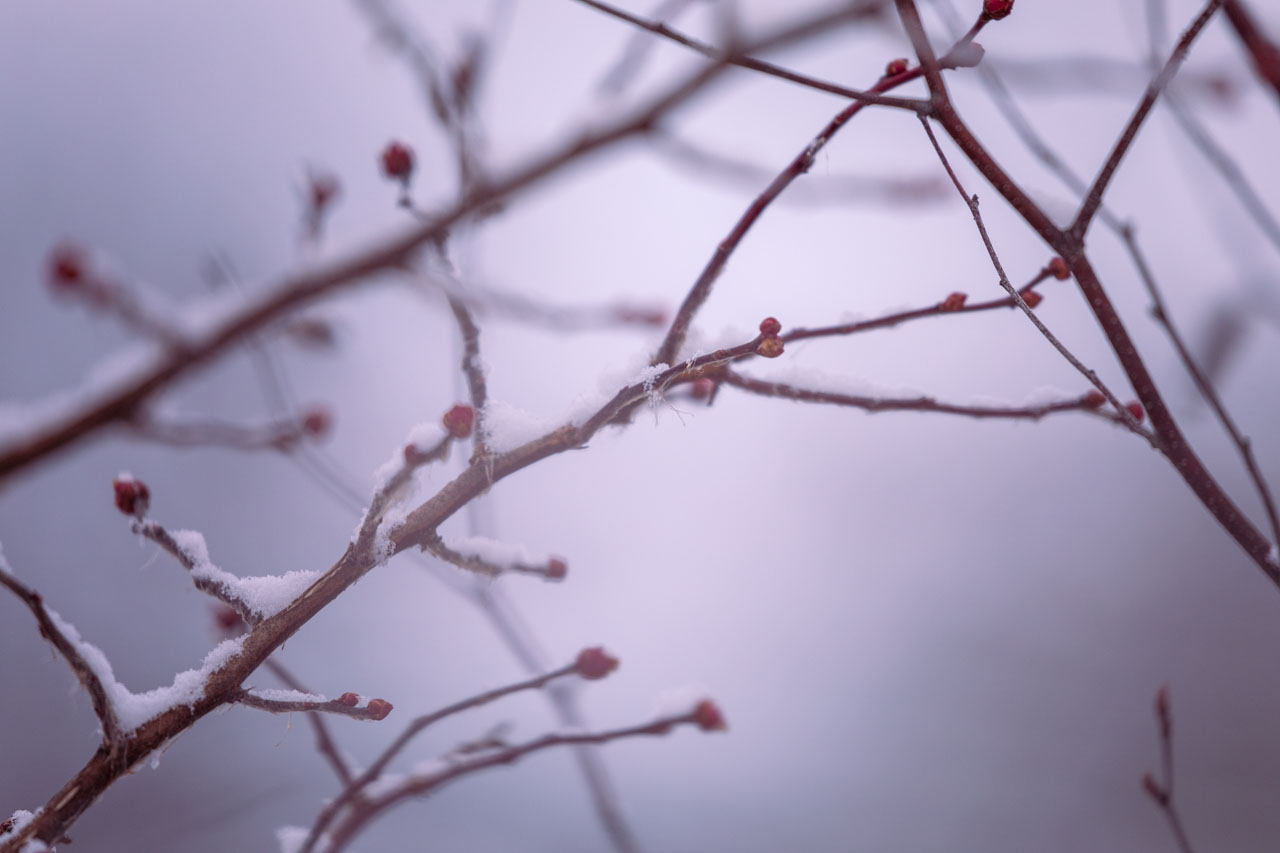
[1070,0,1223,239]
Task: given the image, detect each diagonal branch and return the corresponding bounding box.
[0,3,860,483]
[1070,0,1223,239]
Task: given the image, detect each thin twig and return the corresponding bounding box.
[721,370,1122,424]
[323,708,720,853]
[915,114,1153,445]
[574,0,923,111]
[1142,686,1197,853]
[446,296,490,457]
[1070,0,1224,239]
[1119,224,1280,546]
[234,689,393,721]
[421,532,567,580]
[299,663,578,853]
[262,658,359,787]
[132,519,260,626]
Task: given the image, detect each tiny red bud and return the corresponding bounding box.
[693,699,727,732]
[690,377,715,401]
[302,405,332,438]
[546,557,568,580]
[756,337,784,359]
[380,142,414,182]
[403,443,425,465]
[213,605,244,633]
[308,172,340,211]
[366,698,394,720]
[984,0,1014,20]
[112,475,150,517]
[442,403,476,439]
[1142,773,1167,805]
[1082,390,1106,409]
[1127,401,1145,422]
[1047,257,1071,280]
[884,58,910,77]
[48,244,86,291]
[575,646,619,680]
[758,317,782,337]
[1021,290,1043,308]
[337,692,359,707]
[940,292,967,312]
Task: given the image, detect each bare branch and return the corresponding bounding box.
[1070,0,1223,239]
[299,661,582,853]
[234,688,393,722]
[1141,685,1198,853]
[721,370,1122,424]
[323,703,726,853]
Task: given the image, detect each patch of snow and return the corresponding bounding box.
[168,529,320,620]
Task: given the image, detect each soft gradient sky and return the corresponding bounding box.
[2,1,1280,851]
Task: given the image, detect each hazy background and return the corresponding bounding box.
[2,0,1280,850]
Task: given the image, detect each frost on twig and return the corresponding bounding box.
[236,688,394,722]
[353,418,457,563]
[421,533,567,581]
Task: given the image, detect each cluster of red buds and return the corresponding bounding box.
[756,317,784,359]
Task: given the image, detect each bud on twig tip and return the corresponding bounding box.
[693,699,727,732]
[366,698,394,720]
[113,475,150,517]
[442,404,476,439]
[575,646,619,680]
[983,0,1014,20]
[380,141,414,183]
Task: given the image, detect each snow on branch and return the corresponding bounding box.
[130,514,320,627]
[0,549,247,737]
[0,546,125,749]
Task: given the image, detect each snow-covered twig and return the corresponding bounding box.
[0,562,125,751]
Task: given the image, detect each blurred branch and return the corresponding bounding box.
[1141,686,1198,853]
[575,0,922,110]
[1222,0,1280,108]
[1,3,857,484]
[322,705,725,853]
[300,660,582,853]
